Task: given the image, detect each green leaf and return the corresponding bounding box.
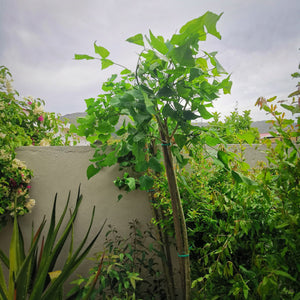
[126,33,144,47]
[162,104,178,119]
[94,43,110,58]
[157,85,175,98]
[87,164,100,179]
[174,134,187,149]
[219,76,232,94]
[231,170,243,184]
[273,270,296,281]
[232,171,258,186]
[189,68,204,81]
[171,44,195,67]
[183,110,199,120]
[238,132,256,145]
[74,54,95,60]
[149,157,163,172]
[125,177,136,191]
[101,59,114,70]
[198,105,213,119]
[139,175,154,191]
[205,135,222,146]
[177,82,191,98]
[142,91,156,114]
[217,150,229,169]
[104,151,118,166]
[97,121,114,134]
[135,161,148,172]
[196,57,208,71]
[202,11,223,39]
[149,30,169,55]
[281,103,297,113]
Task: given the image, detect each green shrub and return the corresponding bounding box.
[68,220,166,300]
[0,66,75,228]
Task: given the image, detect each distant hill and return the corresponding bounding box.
[62,112,87,126]
[63,112,275,134]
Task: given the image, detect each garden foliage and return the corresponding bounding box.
[68,220,165,300]
[0,66,74,227]
[152,73,299,299]
[73,12,232,299]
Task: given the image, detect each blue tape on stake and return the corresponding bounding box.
[178,253,189,258]
[177,246,192,257]
[161,143,171,146]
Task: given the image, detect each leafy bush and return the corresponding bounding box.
[0,66,74,227]
[68,220,166,299]
[151,71,299,298]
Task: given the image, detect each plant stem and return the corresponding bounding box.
[158,125,191,300]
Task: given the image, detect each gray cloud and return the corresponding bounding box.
[1,0,299,120]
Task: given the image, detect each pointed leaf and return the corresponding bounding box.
[74,54,95,60]
[171,44,195,67]
[87,164,101,179]
[174,134,187,149]
[182,110,199,120]
[198,105,213,119]
[149,157,163,173]
[149,30,169,54]
[139,175,154,191]
[205,135,222,146]
[101,59,114,70]
[162,104,177,119]
[217,150,229,169]
[126,33,144,46]
[94,43,110,58]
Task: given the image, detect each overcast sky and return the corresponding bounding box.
[1,0,299,121]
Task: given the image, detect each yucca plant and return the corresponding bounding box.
[0,187,106,300]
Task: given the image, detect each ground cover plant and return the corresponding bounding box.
[0,66,74,228]
[72,12,233,299]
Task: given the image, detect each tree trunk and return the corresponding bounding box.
[159,128,191,300]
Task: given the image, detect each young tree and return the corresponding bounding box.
[73,11,232,299]
[209,110,260,144]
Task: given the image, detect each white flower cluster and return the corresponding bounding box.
[39,138,50,146]
[33,105,44,115]
[0,149,11,160]
[12,158,27,169]
[25,198,35,213]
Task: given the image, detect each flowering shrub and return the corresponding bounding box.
[0,65,73,228]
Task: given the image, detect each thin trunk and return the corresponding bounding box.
[149,192,176,300]
[159,127,191,300]
[146,140,176,299]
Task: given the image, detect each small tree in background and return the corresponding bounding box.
[73,12,232,299]
[209,110,260,144]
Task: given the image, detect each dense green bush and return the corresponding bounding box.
[151,76,299,298]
